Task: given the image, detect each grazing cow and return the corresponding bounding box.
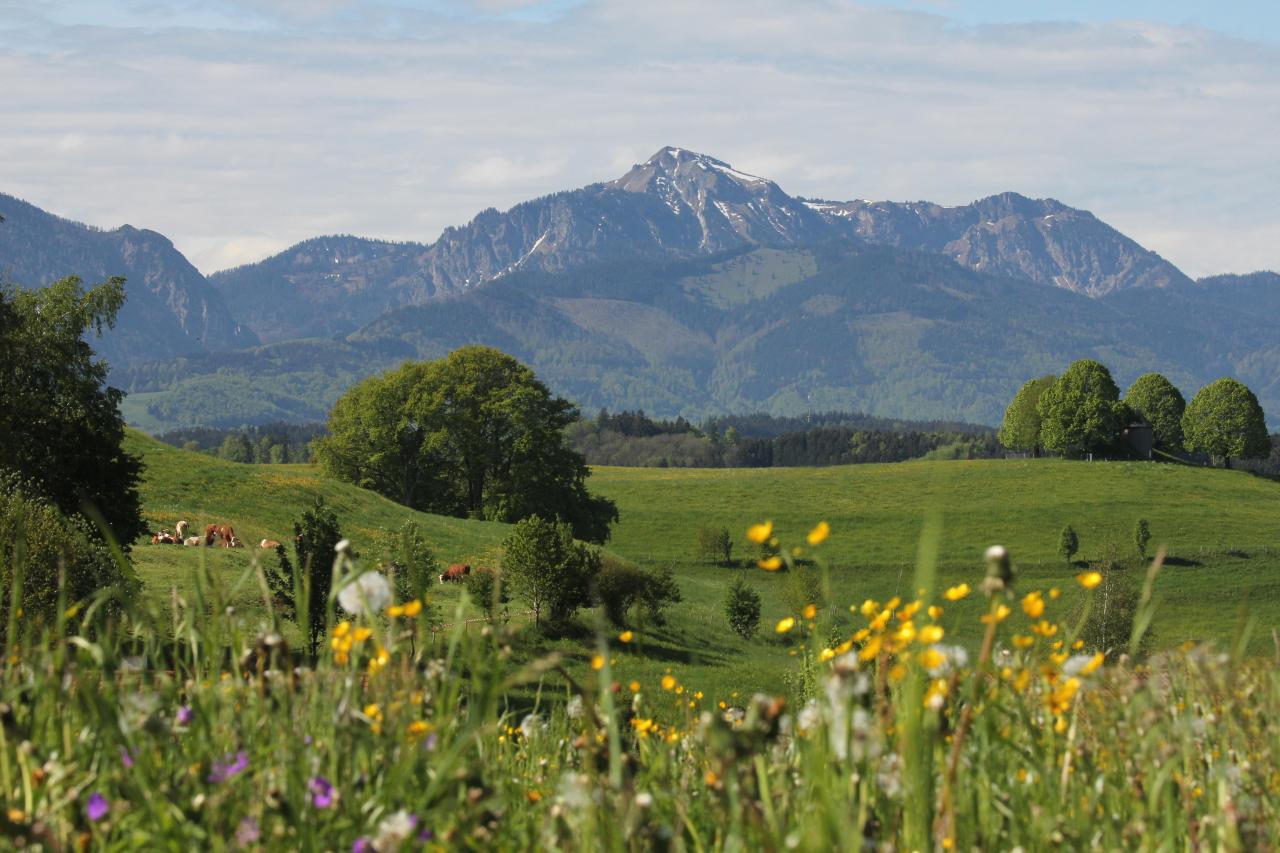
[439,563,471,584]
[204,524,242,548]
[184,536,203,546]
[151,530,178,545]
[260,539,282,549]
[175,520,190,541]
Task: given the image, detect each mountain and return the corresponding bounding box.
[0,193,255,364]
[209,147,845,343]
[804,192,1192,296]
[121,242,1280,431]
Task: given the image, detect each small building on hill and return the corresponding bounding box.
[1122,422,1153,460]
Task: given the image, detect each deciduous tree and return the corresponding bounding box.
[1182,378,1269,468]
[1037,360,1125,458]
[998,375,1056,454]
[501,516,600,630]
[1124,374,1186,452]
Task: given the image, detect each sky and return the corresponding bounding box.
[1,0,1277,277]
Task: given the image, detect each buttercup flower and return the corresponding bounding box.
[1077,571,1103,590]
[807,521,830,545]
[746,521,773,544]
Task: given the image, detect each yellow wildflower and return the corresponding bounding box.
[981,604,1011,624]
[859,599,879,617]
[943,583,971,601]
[746,521,773,544]
[352,626,373,643]
[402,599,422,617]
[386,604,405,618]
[1079,651,1105,676]
[897,600,922,621]
[806,521,830,545]
[661,675,677,691]
[591,654,605,671]
[1077,571,1103,590]
[858,635,882,661]
[759,556,783,571]
[919,647,945,670]
[407,720,432,741]
[918,624,944,644]
[333,621,351,639]
[618,630,634,643]
[927,605,943,620]
[802,603,817,620]
[1022,591,1045,619]
[775,616,796,634]
[1012,634,1035,649]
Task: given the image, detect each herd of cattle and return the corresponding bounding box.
[149,523,476,585]
[148,520,281,550]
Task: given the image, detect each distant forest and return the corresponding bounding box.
[156,411,1279,474]
[156,422,327,464]
[567,409,1002,468]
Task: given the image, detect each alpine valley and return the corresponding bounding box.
[2,147,1276,432]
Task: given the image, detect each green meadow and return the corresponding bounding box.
[129,431,1280,701]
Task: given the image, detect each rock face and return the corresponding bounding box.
[805,192,1192,297]
[0,193,254,364]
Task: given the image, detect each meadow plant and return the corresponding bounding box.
[0,517,1276,849]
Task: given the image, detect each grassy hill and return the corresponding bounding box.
[124,432,1280,699]
[125,430,510,616]
[587,458,1280,662]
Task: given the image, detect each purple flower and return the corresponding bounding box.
[352,838,371,853]
[177,705,195,726]
[208,750,249,783]
[236,817,260,846]
[120,747,134,769]
[86,792,109,822]
[307,775,335,809]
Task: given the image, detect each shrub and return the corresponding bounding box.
[595,560,682,628]
[782,566,824,619]
[696,525,734,565]
[291,498,344,655]
[465,569,508,617]
[724,579,762,641]
[0,476,137,629]
[1059,525,1079,566]
[1072,545,1153,660]
[501,516,600,630]
[381,521,439,604]
[1134,519,1151,560]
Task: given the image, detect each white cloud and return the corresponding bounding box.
[0,0,1276,277]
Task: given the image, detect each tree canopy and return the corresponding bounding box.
[998,375,1056,454]
[1124,373,1186,452]
[315,346,617,543]
[500,516,600,629]
[1182,378,1269,468]
[1036,360,1125,458]
[0,276,146,546]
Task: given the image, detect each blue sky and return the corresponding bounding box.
[2,1,1277,276]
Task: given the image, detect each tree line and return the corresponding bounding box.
[157,422,327,464]
[568,409,1000,468]
[999,359,1270,467]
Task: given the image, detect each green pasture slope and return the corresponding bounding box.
[125,430,510,615]
[124,431,1280,701]
[588,459,1280,661]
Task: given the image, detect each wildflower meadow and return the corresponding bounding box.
[1,520,1277,851]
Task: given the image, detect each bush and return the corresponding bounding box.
[1134,519,1151,560]
[465,569,508,617]
[1072,544,1154,660]
[781,566,825,618]
[0,476,137,629]
[595,560,682,628]
[381,521,439,604]
[1059,525,1079,566]
[695,525,733,565]
[724,579,762,641]
[501,516,600,630]
[290,498,344,655]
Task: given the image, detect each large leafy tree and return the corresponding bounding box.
[998,375,1056,455]
[1124,373,1186,452]
[1182,378,1269,468]
[0,276,146,546]
[1036,360,1125,458]
[316,346,618,542]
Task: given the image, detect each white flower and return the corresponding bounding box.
[520,714,545,740]
[634,792,653,808]
[985,544,1007,562]
[797,699,822,734]
[565,695,584,720]
[373,809,416,851]
[337,571,392,616]
[334,539,351,554]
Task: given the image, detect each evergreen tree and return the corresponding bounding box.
[1059,525,1079,567]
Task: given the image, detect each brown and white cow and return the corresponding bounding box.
[175,520,190,541]
[439,563,471,584]
[184,536,203,547]
[204,524,242,548]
